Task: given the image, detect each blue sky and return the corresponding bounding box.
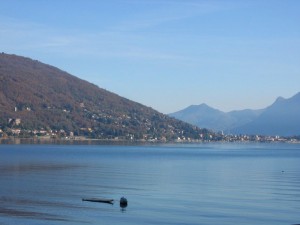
[0,0,299,113]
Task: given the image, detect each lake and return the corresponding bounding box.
[0,143,300,225]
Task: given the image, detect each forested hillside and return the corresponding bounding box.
[0,53,212,141]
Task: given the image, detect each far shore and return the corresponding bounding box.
[1,137,299,145]
[0,137,149,145]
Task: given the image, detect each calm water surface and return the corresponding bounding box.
[0,143,299,225]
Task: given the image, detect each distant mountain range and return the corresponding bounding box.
[170,92,300,136]
[0,53,211,141]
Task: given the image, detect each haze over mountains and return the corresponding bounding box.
[0,53,211,141]
[169,104,263,132]
[170,92,300,136]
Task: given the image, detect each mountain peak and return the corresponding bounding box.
[231,92,300,136]
[270,92,300,108]
[190,103,220,111]
[275,96,285,103]
[198,103,209,107]
[170,92,300,136]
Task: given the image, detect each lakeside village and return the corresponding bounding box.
[0,118,299,144]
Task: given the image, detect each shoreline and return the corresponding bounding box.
[1,137,299,145]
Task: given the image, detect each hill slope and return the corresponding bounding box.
[0,53,211,141]
[231,93,300,136]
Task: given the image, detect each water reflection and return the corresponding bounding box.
[0,206,69,222]
[0,144,300,225]
[120,207,127,213]
[0,164,82,174]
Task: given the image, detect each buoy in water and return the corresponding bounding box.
[120,197,128,208]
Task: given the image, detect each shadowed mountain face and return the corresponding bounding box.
[169,104,263,132]
[0,53,210,140]
[230,93,300,136]
[170,92,300,136]
[169,104,225,130]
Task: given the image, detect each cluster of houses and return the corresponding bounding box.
[0,127,73,139]
[215,133,300,143]
[2,126,298,143]
[1,115,299,143]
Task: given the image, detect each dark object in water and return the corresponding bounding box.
[82,198,114,204]
[120,197,128,208]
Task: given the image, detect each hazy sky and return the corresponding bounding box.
[1,0,299,113]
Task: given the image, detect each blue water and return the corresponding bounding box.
[0,143,300,225]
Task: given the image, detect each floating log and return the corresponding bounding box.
[82,198,114,204]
